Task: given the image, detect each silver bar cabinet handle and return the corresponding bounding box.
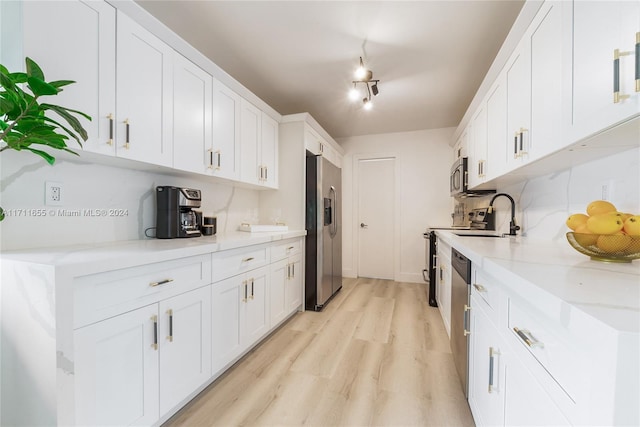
[513,327,543,348]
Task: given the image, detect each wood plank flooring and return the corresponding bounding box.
[164,278,475,427]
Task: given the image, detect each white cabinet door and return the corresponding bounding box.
[116,11,173,166]
[270,258,288,327]
[22,0,116,156]
[172,54,212,174]
[240,99,262,185]
[285,252,303,313]
[571,1,640,142]
[504,349,570,426]
[74,304,159,427]
[243,266,270,344]
[505,37,531,170]
[486,76,508,181]
[212,79,241,180]
[261,112,279,188]
[468,295,506,427]
[158,286,212,415]
[211,276,243,374]
[469,105,488,188]
[529,1,565,161]
[436,241,452,338]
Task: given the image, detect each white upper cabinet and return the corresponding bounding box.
[211,79,242,180]
[304,126,342,168]
[240,99,279,188]
[240,99,262,185]
[469,105,487,188]
[529,1,565,161]
[261,112,279,188]
[570,1,640,142]
[172,53,213,174]
[116,11,173,166]
[505,36,531,170]
[485,76,508,181]
[21,0,116,156]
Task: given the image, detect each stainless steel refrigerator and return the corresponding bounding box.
[305,152,342,311]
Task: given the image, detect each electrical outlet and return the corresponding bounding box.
[600,180,615,201]
[45,181,63,206]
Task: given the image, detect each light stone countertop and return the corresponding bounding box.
[435,230,640,334]
[0,230,306,277]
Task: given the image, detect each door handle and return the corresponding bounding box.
[360,223,368,228]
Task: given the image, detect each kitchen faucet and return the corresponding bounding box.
[488,193,520,236]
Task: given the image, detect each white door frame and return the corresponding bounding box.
[353,152,401,282]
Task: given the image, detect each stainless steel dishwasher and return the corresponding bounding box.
[450,247,471,397]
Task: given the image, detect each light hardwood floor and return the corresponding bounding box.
[164,278,475,427]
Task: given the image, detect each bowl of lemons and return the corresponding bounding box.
[566,200,640,263]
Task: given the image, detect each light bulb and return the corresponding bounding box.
[349,87,359,101]
[363,98,373,110]
[355,66,366,79]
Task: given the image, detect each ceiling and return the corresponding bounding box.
[135,1,525,140]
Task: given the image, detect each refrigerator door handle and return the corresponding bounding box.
[329,186,337,237]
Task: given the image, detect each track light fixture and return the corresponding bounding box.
[349,57,380,109]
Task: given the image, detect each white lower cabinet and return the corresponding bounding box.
[158,286,212,415]
[75,304,160,427]
[211,266,270,374]
[436,238,452,337]
[468,294,506,427]
[270,239,304,326]
[74,285,212,426]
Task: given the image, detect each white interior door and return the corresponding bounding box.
[357,157,395,280]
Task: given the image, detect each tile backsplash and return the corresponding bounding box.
[463,147,640,241]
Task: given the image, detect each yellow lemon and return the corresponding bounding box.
[586,200,617,216]
[566,213,589,231]
[586,213,624,234]
[596,232,631,253]
[573,224,598,246]
[623,215,640,236]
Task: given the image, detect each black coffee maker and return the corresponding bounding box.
[156,186,202,238]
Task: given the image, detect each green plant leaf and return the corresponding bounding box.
[40,116,81,146]
[0,70,16,91]
[45,104,92,122]
[62,147,80,156]
[41,104,88,141]
[0,97,15,115]
[24,135,68,149]
[25,57,45,81]
[48,80,75,89]
[27,76,59,96]
[24,147,55,165]
[0,206,5,222]
[0,64,8,75]
[9,72,28,83]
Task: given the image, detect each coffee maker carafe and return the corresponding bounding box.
[156,186,202,238]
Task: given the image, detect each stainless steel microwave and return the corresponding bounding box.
[450,157,495,198]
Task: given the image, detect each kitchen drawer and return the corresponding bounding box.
[74,254,211,328]
[211,244,269,283]
[271,238,302,261]
[471,268,499,319]
[507,298,584,402]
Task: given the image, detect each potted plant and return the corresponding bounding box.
[0,57,90,221]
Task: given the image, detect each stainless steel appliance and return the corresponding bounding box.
[450,157,495,198]
[305,152,342,311]
[451,247,471,396]
[156,186,202,239]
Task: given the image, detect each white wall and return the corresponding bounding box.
[0,151,260,251]
[463,147,640,241]
[338,128,455,283]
